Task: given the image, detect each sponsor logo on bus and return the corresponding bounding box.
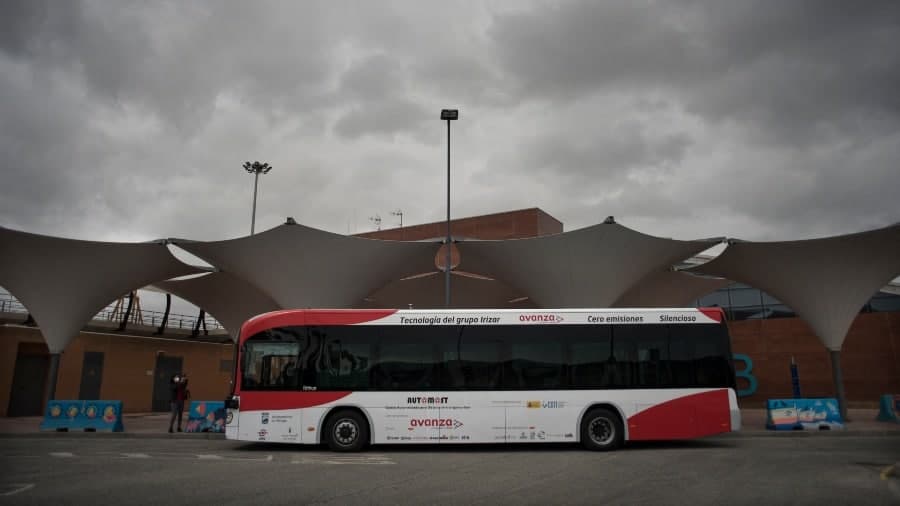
[527,400,567,408]
[519,314,565,323]
[407,396,449,405]
[409,418,463,429]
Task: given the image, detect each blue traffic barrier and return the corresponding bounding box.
[40,400,124,432]
[766,398,844,431]
[40,400,85,431]
[875,394,900,423]
[184,401,226,433]
[81,401,124,432]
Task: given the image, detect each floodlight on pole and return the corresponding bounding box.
[441,109,458,308]
[242,161,273,235]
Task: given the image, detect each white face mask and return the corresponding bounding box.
[174,376,181,382]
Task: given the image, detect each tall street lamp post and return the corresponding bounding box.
[235,160,271,393]
[243,161,273,235]
[440,109,459,308]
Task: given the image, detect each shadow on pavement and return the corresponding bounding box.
[231,439,734,454]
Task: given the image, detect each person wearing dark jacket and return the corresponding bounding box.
[168,373,190,433]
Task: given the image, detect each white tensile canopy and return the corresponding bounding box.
[612,270,732,308]
[153,271,282,340]
[688,222,900,417]
[689,224,900,351]
[169,222,441,310]
[458,221,722,308]
[0,226,204,401]
[0,226,203,354]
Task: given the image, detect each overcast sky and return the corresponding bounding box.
[2,0,899,246]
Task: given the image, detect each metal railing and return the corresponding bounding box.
[0,293,223,332]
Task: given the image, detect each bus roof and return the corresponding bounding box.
[239,307,725,342]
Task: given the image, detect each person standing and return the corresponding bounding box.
[168,373,189,433]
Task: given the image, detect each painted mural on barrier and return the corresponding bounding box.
[185,401,226,433]
[40,400,124,432]
[766,398,844,430]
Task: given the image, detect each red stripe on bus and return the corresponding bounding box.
[626,389,731,440]
[698,308,724,322]
[240,309,398,342]
[239,391,352,411]
[304,309,398,325]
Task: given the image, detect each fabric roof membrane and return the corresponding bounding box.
[690,223,900,350]
[0,226,204,352]
[170,222,440,310]
[152,271,282,340]
[458,222,722,308]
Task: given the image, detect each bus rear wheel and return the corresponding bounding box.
[581,408,623,451]
[325,410,369,452]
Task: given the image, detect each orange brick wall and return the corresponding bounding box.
[1,326,233,416]
[730,311,900,408]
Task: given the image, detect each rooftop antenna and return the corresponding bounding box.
[391,209,404,228]
[369,214,382,231]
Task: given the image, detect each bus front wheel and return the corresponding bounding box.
[581,408,623,451]
[325,410,369,452]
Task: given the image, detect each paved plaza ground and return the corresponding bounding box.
[0,434,897,505]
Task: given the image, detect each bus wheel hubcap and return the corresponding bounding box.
[589,418,614,445]
[335,419,357,445]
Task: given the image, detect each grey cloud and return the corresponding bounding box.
[1,0,898,250]
[2,1,340,133]
[339,54,407,100]
[488,1,703,99]
[333,100,430,139]
[488,1,900,144]
[524,127,691,173]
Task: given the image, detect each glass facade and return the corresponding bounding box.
[694,284,900,321]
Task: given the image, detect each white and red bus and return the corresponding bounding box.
[224,308,740,451]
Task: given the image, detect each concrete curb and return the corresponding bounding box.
[715,430,900,439]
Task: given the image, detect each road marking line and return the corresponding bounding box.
[291,456,396,465]
[49,452,74,458]
[197,454,224,460]
[224,454,274,462]
[121,453,151,459]
[882,464,897,481]
[1,483,35,496]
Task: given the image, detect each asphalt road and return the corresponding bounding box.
[1,436,898,505]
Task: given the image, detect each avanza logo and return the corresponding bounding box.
[407,396,449,404]
[519,314,564,323]
[409,418,463,429]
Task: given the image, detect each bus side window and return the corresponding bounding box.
[568,325,612,389]
[455,327,502,390]
[314,327,375,391]
[505,333,565,389]
[668,326,696,387]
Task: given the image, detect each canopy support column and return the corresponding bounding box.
[44,353,61,402]
[829,350,849,421]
